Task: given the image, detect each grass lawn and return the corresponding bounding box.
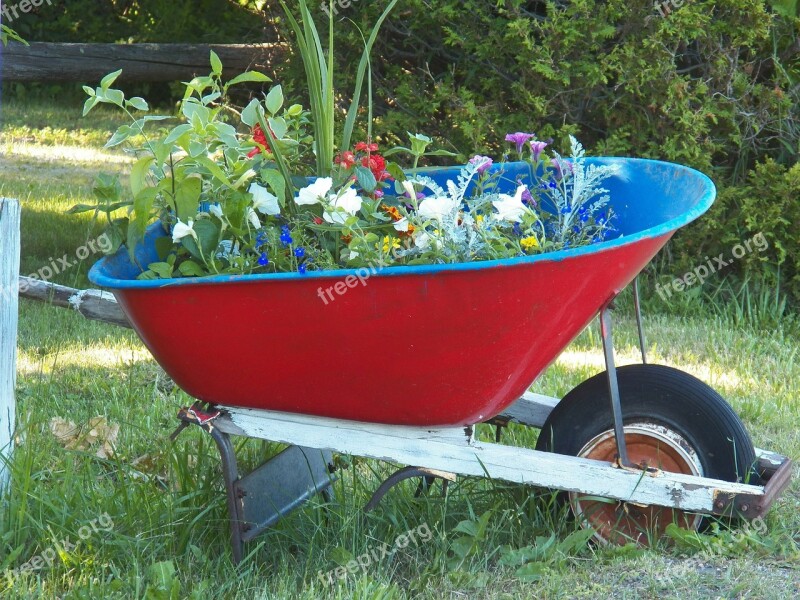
[1,98,798,599]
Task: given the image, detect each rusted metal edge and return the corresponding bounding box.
[712,456,793,519]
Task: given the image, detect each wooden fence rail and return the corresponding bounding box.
[1,199,21,491]
[2,42,285,82]
[17,276,130,328]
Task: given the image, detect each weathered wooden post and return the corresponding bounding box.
[0,198,21,491]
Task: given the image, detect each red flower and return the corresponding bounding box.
[313,216,324,225]
[355,141,379,153]
[247,124,271,158]
[335,151,357,170]
[362,154,390,181]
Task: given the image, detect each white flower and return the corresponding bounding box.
[249,183,280,216]
[172,219,197,243]
[418,195,457,221]
[393,217,410,233]
[246,207,261,230]
[323,187,363,224]
[402,180,417,199]
[208,204,224,219]
[492,185,528,222]
[296,177,333,206]
[414,231,435,250]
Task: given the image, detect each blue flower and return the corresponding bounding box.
[298,263,307,274]
[572,225,581,234]
[258,252,269,266]
[280,225,293,247]
[512,223,523,236]
[294,247,305,259]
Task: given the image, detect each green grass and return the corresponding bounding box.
[1,98,799,599]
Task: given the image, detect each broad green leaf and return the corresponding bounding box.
[226,71,271,87]
[105,125,133,148]
[82,85,95,97]
[127,96,149,111]
[100,69,123,89]
[82,95,100,116]
[196,157,231,187]
[241,98,262,128]
[181,219,221,263]
[267,117,288,140]
[265,85,284,115]
[260,169,286,200]
[209,50,223,75]
[66,203,99,215]
[104,88,125,107]
[175,177,202,222]
[133,188,158,238]
[163,124,193,146]
[286,104,303,117]
[148,262,174,279]
[355,166,377,192]
[179,260,206,277]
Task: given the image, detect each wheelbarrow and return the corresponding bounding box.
[89,158,793,562]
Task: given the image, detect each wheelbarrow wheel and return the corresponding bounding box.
[535,364,757,546]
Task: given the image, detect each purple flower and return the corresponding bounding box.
[505,132,535,154]
[552,158,573,181]
[469,155,493,174]
[530,140,548,163]
[520,186,535,206]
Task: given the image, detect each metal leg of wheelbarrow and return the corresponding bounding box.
[186,419,336,565]
[632,276,648,364]
[600,304,632,468]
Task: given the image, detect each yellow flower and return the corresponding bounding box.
[381,236,402,253]
[521,236,539,251]
[476,214,484,225]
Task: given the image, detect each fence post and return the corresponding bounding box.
[0,198,21,491]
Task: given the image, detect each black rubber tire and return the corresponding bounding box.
[536,364,758,485]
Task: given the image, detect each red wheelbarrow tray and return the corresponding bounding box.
[89,158,716,426]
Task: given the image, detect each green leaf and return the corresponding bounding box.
[93,173,123,204]
[265,85,284,115]
[286,104,303,117]
[131,157,155,198]
[105,125,133,148]
[226,71,271,87]
[127,96,149,111]
[163,124,193,147]
[196,156,231,186]
[425,149,459,157]
[100,69,123,89]
[148,262,175,279]
[82,96,100,116]
[267,117,288,139]
[155,236,174,262]
[179,260,206,277]
[82,85,95,97]
[241,99,263,128]
[133,188,158,238]
[355,166,377,192]
[181,219,221,263]
[104,88,125,107]
[260,169,287,200]
[175,177,202,222]
[209,50,223,75]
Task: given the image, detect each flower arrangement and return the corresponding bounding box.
[73,0,621,279]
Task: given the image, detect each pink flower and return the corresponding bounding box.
[469,155,493,174]
[505,132,535,154]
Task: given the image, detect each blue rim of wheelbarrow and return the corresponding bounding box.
[89,157,716,289]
